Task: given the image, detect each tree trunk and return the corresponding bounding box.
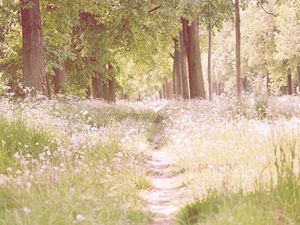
[179,30,189,99]
[266,74,270,96]
[173,38,182,98]
[287,73,292,95]
[21,0,48,97]
[167,80,173,99]
[297,64,300,93]
[53,63,67,94]
[162,82,167,99]
[184,19,206,99]
[159,90,162,99]
[172,54,177,97]
[92,71,103,99]
[103,81,109,101]
[235,0,242,97]
[208,28,212,101]
[108,78,116,102]
[108,65,116,102]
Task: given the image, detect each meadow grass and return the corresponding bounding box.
[177,140,300,225]
[1,96,299,225]
[0,118,56,173]
[169,97,300,225]
[177,176,300,225]
[0,99,158,225]
[52,99,164,128]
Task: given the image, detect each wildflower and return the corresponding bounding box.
[76,214,86,221]
[26,182,31,191]
[13,152,21,159]
[23,207,31,215]
[115,152,124,158]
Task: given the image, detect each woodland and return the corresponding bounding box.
[0,0,300,225]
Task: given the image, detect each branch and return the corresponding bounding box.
[259,1,278,17]
[170,53,174,59]
[261,4,277,17]
[148,5,161,14]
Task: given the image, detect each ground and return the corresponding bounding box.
[0,96,300,225]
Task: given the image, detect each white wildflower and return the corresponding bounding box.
[23,207,31,215]
[115,152,124,158]
[13,152,21,159]
[76,214,86,221]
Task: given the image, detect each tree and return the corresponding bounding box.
[207,24,213,101]
[173,37,182,98]
[21,0,48,96]
[297,65,300,91]
[200,0,232,100]
[92,70,103,99]
[179,30,189,99]
[108,64,116,102]
[53,64,67,94]
[182,19,206,99]
[188,20,206,99]
[235,0,242,97]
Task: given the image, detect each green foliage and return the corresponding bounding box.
[1,0,300,97]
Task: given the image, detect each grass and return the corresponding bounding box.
[2,96,299,225]
[177,176,300,225]
[53,100,164,128]
[0,118,56,173]
[0,100,158,225]
[177,136,300,225]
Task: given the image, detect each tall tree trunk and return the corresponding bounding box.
[173,37,182,98]
[208,28,212,101]
[162,82,167,99]
[92,71,103,99]
[108,64,116,102]
[287,73,292,95]
[179,30,189,99]
[266,74,270,96]
[53,63,67,94]
[163,78,172,99]
[108,78,116,102]
[184,19,206,99]
[86,85,91,99]
[21,0,48,97]
[235,0,242,97]
[159,90,162,99]
[297,64,300,93]
[167,80,173,99]
[103,81,109,101]
[172,54,177,97]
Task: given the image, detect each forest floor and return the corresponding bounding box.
[0,96,300,225]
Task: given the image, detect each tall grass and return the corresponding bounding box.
[175,110,300,224]
[0,99,158,225]
[0,118,55,173]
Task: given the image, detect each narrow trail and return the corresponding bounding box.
[142,122,186,225]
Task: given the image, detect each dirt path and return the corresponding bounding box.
[142,126,186,225]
